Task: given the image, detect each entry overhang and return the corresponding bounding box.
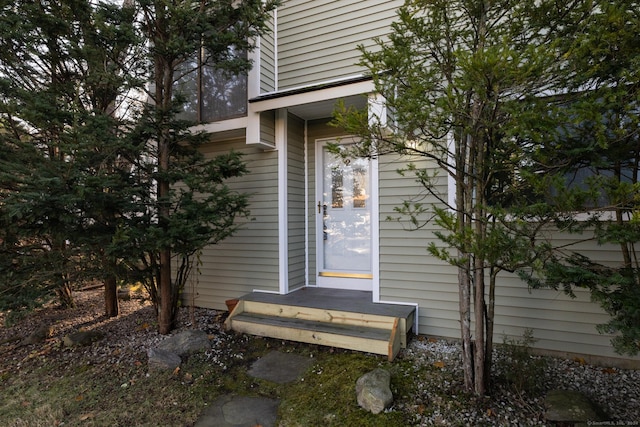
[248,78,374,117]
[246,77,373,149]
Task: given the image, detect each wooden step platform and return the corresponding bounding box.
[224,287,415,361]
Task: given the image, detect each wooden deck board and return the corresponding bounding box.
[240,287,415,320]
[234,320,395,359]
[232,312,392,341]
[227,287,416,360]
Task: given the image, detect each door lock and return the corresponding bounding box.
[317,201,327,216]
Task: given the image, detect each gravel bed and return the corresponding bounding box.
[402,338,640,426]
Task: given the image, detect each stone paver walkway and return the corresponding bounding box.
[194,351,313,427]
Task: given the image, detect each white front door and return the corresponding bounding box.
[316,139,373,290]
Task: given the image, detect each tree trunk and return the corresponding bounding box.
[473,255,486,396]
[57,280,75,309]
[104,275,119,317]
[153,19,175,334]
[157,151,173,333]
[472,127,487,396]
[484,268,497,388]
[458,259,474,392]
[156,107,173,334]
[158,248,173,334]
[456,126,474,392]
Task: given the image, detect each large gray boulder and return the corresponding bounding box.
[147,348,182,371]
[356,368,393,414]
[157,329,211,357]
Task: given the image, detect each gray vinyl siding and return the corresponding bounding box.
[277,0,402,90]
[287,114,306,289]
[377,152,637,362]
[488,233,630,359]
[183,137,280,310]
[377,153,461,339]
[490,275,621,358]
[260,11,277,93]
[260,110,276,147]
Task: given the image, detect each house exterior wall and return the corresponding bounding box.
[259,11,277,93]
[287,113,306,289]
[260,110,276,147]
[375,151,632,362]
[377,153,462,339]
[276,0,402,90]
[188,2,639,364]
[183,135,280,310]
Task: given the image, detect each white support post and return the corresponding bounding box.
[277,108,288,294]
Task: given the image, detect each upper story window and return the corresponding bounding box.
[174,49,247,123]
[549,105,639,210]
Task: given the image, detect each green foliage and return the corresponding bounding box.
[334,0,600,395]
[0,0,276,325]
[0,236,67,315]
[0,0,144,311]
[334,0,640,380]
[516,0,640,356]
[522,254,640,356]
[134,0,277,332]
[494,329,547,395]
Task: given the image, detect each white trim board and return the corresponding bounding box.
[277,109,288,294]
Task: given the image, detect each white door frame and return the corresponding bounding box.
[314,137,379,291]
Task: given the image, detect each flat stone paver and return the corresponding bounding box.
[195,351,313,426]
[247,350,314,384]
[194,395,279,427]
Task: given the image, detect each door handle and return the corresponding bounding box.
[319,202,328,240]
[318,201,328,216]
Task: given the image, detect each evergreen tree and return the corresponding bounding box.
[0,0,275,329]
[333,0,598,395]
[130,0,277,333]
[519,0,640,355]
[0,0,140,312]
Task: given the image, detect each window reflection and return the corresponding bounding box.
[201,66,247,122]
[174,51,247,123]
[322,146,372,273]
[353,166,366,208]
[331,166,343,208]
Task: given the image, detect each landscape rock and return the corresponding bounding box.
[117,288,131,300]
[62,330,105,347]
[356,368,393,414]
[157,329,211,357]
[545,389,604,424]
[147,347,182,371]
[22,324,53,345]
